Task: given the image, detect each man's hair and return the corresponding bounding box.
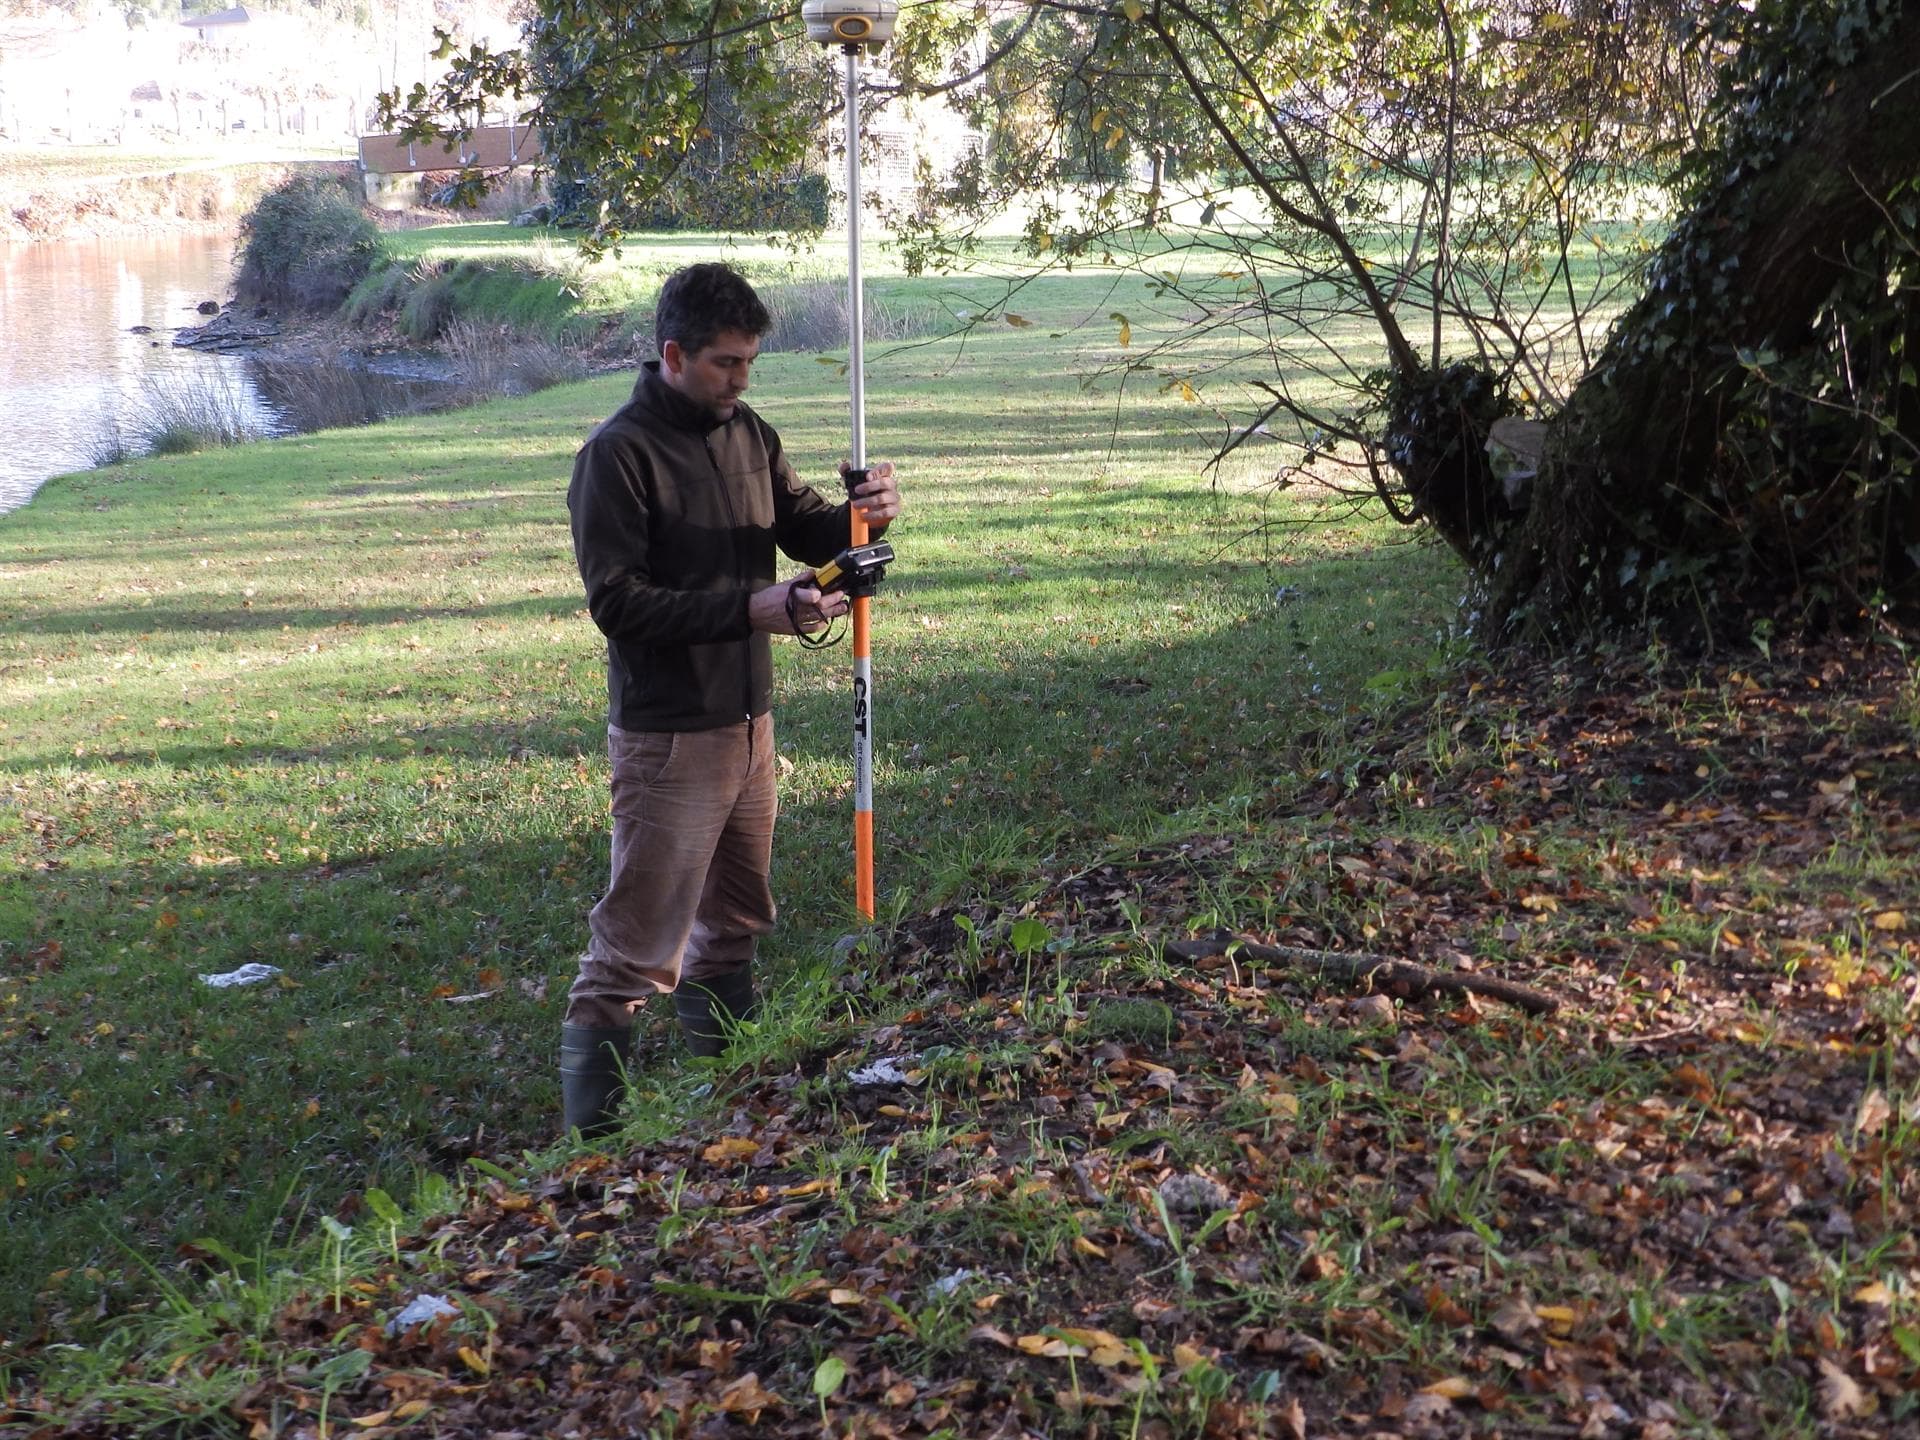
[655,263,772,358]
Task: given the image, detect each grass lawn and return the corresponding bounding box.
[7,228,1917,1438]
[1,246,1450,1333]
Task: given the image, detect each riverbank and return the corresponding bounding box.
[0,150,355,242]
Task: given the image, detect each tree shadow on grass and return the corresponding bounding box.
[15,593,576,641]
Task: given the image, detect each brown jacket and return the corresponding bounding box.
[568,363,849,731]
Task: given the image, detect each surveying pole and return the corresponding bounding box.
[802,0,898,921]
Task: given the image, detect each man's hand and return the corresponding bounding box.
[841,459,901,532]
[750,573,849,635]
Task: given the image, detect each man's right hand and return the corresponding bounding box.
[749,573,849,635]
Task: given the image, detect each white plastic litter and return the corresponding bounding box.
[849,1055,918,1086]
[928,1268,978,1297]
[385,1294,459,1334]
[198,963,283,989]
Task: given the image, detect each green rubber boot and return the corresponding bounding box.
[673,965,757,1059]
[559,1024,632,1138]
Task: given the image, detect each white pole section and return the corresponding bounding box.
[845,45,867,473]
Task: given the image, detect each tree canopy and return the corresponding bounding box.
[380,0,1920,641]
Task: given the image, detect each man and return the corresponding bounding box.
[561,262,900,1136]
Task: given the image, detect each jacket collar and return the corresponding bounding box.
[632,360,732,435]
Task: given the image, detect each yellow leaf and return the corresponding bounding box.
[1421,1375,1476,1399]
[779,1178,835,1198]
[703,1136,759,1163]
[393,1400,430,1420]
[1057,1326,1126,1349]
[1853,1280,1894,1306]
[1872,910,1906,931]
[1264,1089,1300,1118]
[350,1410,394,1428]
[1074,1235,1108,1259]
[1120,0,1144,18]
[829,1288,866,1305]
[1005,313,1033,328]
[1534,1304,1579,1334]
[1110,312,1132,348]
[456,1345,490,1376]
[1176,379,1198,403]
[1018,1334,1075,1357]
[1173,1342,1210,1371]
[1056,1328,1141,1368]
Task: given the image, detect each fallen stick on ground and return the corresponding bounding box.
[1163,934,1562,1016]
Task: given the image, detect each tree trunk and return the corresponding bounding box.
[1475,2,1920,637]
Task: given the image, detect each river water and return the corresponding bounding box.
[0,232,445,514]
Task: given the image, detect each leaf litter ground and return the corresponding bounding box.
[21,641,1920,1439]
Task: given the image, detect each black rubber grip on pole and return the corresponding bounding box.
[843,466,868,499]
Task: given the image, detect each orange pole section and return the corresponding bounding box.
[851,504,874,919]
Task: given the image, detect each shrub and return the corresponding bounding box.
[236,173,380,311]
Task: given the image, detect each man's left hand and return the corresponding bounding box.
[842,459,900,532]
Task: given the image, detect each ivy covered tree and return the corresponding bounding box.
[1480,2,1920,635]
[380,0,1919,640]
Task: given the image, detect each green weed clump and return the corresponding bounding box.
[1082,996,1176,1047]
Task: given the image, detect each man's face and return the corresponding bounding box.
[661,329,761,421]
